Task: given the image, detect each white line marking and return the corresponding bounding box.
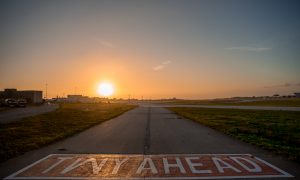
[254,157,293,177]
[4,154,294,180]
[4,175,295,180]
[4,154,54,180]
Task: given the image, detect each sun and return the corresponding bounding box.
[97,82,114,97]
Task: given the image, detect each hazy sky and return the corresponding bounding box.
[1,0,299,99]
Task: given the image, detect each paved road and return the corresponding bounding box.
[151,104,300,111]
[0,106,299,179]
[0,104,59,124]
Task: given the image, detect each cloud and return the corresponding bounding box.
[226,47,271,52]
[153,65,165,71]
[264,83,300,88]
[99,40,114,48]
[162,60,171,65]
[153,61,171,71]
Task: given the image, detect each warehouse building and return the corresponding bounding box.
[0,88,43,104]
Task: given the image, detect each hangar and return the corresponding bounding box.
[0,88,43,104]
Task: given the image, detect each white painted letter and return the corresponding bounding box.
[185,157,212,174]
[212,157,241,173]
[42,157,72,174]
[230,156,262,172]
[61,158,108,174]
[136,158,158,174]
[163,157,186,174]
[112,158,129,174]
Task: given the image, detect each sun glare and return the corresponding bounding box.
[97,82,114,97]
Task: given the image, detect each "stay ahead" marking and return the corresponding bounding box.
[5,154,293,179]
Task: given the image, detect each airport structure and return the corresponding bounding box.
[53,95,108,103]
[67,95,91,103]
[0,88,43,104]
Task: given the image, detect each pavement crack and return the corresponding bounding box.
[143,107,151,154]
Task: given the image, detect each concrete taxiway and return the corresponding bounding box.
[0,106,299,179]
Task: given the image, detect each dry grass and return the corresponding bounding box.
[160,98,300,107]
[0,103,136,162]
[168,107,300,162]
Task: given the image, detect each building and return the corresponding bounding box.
[0,88,43,104]
[295,93,300,98]
[19,90,43,103]
[67,95,92,103]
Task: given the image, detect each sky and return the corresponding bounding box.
[0,0,299,99]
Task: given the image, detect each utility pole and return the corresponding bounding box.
[45,83,48,99]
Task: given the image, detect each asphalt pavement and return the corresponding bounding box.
[151,104,300,111]
[0,103,59,124]
[0,106,299,179]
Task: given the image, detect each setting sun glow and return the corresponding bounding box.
[97,82,114,97]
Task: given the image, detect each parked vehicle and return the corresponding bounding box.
[3,98,18,107]
[17,99,27,107]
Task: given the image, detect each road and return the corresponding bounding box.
[0,106,299,179]
[152,104,300,111]
[0,104,59,124]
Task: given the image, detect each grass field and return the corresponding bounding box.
[168,107,300,162]
[159,98,300,107]
[0,107,10,112]
[0,103,136,162]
